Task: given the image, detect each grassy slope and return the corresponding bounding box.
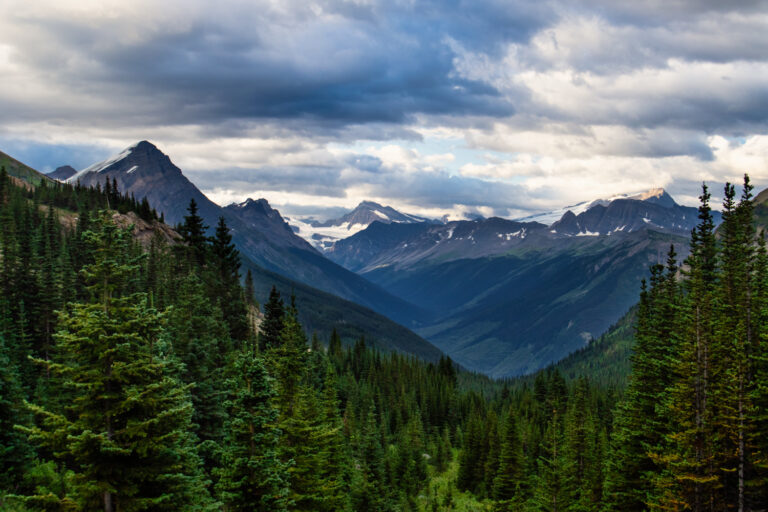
[417,451,492,512]
[0,150,51,185]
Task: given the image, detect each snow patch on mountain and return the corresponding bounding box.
[68,143,139,183]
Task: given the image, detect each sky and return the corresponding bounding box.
[1,0,767,220]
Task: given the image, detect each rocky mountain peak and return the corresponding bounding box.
[633,188,677,208]
[232,197,286,223]
[47,165,77,181]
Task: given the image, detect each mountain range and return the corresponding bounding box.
[53,140,726,377]
[286,200,432,251]
[40,142,440,360]
[325,188,719,376]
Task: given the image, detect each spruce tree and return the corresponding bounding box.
[19,214,212,511]
[657,184,722,510]
[0,334,31,496]
[492,407,524,509]
[529,407,572,512]
[260,286,285,351]
[215,349,290,512]
[180,198,208,267]
[282,385,350,512]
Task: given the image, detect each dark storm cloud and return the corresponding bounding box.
[575,0,768,26]
[2,0,768,216]
[4,0,542,128]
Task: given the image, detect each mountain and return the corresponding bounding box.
[223,198,311,252]
[515,188,678,225]
[328,190,708,377]
[0,150,51,185]
[69,141,425,326]
[328,217,552,273]
[241,258,443,362]
[550,190,711,236]
[287,200,432,251]
[47,165,78,181]
[0,146,440,361]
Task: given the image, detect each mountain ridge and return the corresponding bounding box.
[2,146,441,362]
[328,189,709,376]
[67,141,426,327]
[288,200,434,251]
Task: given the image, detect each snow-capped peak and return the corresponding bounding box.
[67,141,159,183]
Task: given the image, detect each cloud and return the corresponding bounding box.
[0,0,767,219]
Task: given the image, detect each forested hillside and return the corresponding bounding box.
[1,168,767,510]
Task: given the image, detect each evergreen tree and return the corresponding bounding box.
[260,286,285,351]
[209,217,248,338]
[604,251,680,510]
[529,408,571,512]
[492,407,524,509]
[282,385,350,512]
[457,410,486,494]
[657,184,722,511]
[244,269,255,306]
[19,214,212,511]
[180,198,208,267]
[0,334,31,496]
[350,403,390,512]
[163,275,231,467]
[215,349,290,512]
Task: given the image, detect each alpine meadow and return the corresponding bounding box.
[1,0,768,510]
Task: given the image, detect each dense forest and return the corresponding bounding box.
[0,168,766,510]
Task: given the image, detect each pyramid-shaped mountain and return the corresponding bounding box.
[71,142,424,327]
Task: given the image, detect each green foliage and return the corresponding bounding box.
[215,349,290,511]
[18,214,212,511]
[4,161,768,511]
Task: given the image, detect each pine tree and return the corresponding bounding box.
[180,198,208,267]
[492,407,524,509]
[350,403,390,512]
[0,333,31,496]
[483,410,501,498]
[657,184,723,511]
[260,286,285,351]
[282,385,350,511]
[244,269,255,306]
[19,214,212,511]
[215,349,290,512]
[163,275,231,461]
[457,410,486,494]
[564,377,602,510]
[713,177,758,510]
[604,249,680,510]
[529,407,572,512]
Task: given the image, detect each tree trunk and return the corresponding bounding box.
[104,491,113,512]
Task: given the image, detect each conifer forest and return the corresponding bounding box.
[1,166,768,511]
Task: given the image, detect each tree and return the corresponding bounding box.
[529,407,572,512]
[493,407,524,509]
[19,214,212,511]
[215,349,290,512]
[281,385,350,511]
[210,216,248,340]
[260,286,285,351]
[656,184,722,511]
[0,334,31,496]
[604,250,680,510]
[180,198,208,267]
